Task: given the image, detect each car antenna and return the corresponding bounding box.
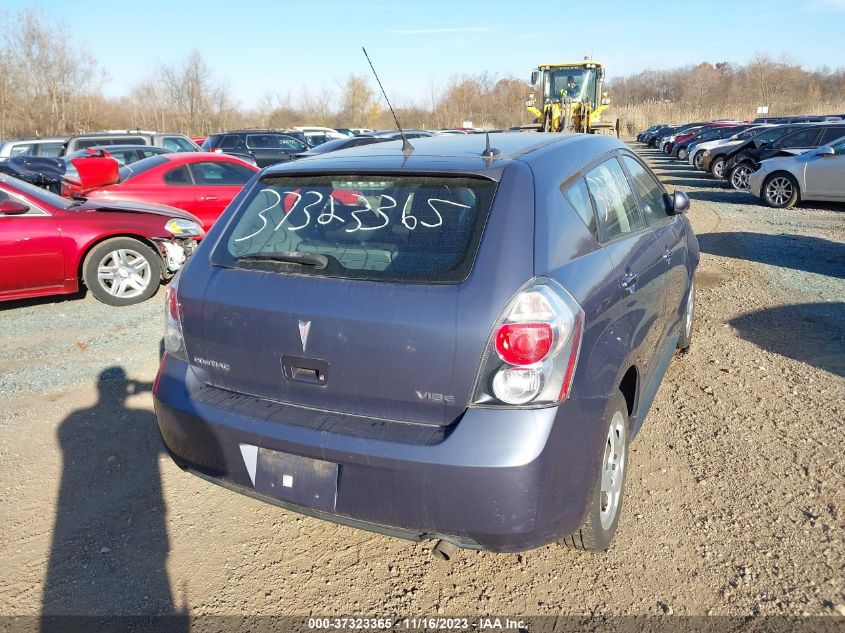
[481,130,500,159]
[362,46,413,154]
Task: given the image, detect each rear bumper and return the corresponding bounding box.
[154,355,608,552]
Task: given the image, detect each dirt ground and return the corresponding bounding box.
[1,142,843,624]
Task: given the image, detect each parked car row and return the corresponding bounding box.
[637,115,845,208]
[0,125,529,308]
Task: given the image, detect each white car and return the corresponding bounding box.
[748,136,845,208]
[293,126,347,139]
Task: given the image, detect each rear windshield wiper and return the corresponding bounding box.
[237,251,329,269]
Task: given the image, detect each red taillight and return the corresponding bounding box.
[495,322,553,365]
[166,284,179,321]
[471,279,585,407]
[163,282,188,361]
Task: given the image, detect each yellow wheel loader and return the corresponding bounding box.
[526,62,620,136]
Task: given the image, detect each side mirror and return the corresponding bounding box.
[816,146,835,157]
[530,70,538,85]
[671,190,690,214]
[0,200,30,215]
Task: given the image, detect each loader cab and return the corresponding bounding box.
[531,63,604,110]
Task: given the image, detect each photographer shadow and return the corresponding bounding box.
[41,366,188,629]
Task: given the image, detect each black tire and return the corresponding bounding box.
[676,146,688,161]
[560,390,630,552]
[82,237,162,306]
[676,277,695,351]
[693,151,705,170]
[729,163,754,191]
[761,172,800,209]
[709,156,725,178]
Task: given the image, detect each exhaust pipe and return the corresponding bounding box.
[431,539,458,561]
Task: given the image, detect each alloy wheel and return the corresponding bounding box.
[600,411,627,530]
[731,165,752,190]
[685,280,695,338]
[96,248,152,299]
[765,177,794,206]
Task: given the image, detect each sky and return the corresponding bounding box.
[4,0,845,108]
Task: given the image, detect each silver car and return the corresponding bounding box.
[749,135,845,208]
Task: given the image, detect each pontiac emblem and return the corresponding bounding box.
[298,320,311,352]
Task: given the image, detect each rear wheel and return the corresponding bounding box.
[762,173,799,208]
[730,164,753,191]
[677,146,688,161]
[693,152,705,170]
[560,390,629,552]
[82,237,162,306]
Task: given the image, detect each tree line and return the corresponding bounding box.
[1,8,843,139]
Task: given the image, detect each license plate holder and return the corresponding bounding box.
[254,448,338,512]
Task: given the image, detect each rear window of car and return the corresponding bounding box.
[118,155,170,181]
[215,174,497,283]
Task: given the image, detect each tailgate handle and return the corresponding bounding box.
[282,355,329,386]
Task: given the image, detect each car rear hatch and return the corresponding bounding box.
[180,167,534,427]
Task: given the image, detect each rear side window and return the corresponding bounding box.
[216,174,497,283]
[189,161,253,185]
[621,155,670,227]
[585,158,642,241]
[562,179,597,236]
[780,128,821,148]
[246,134,306,150]
[162,136,196,152]
[819,127,845,145]
[218,135,240,150]
[164,166,192,185]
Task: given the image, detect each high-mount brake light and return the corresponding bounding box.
[471,278,584,408]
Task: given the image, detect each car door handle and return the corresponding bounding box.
[200,195,218,201]
[662,247,671,264]
[621,271,639,294]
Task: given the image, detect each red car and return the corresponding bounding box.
[0,173,204,306]
[69,153,258,231]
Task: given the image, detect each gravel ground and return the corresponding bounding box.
[0,142,843,624]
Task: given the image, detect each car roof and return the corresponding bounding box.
[263,132,623,178]
[1,136,67,143]
[72,144,173,153]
